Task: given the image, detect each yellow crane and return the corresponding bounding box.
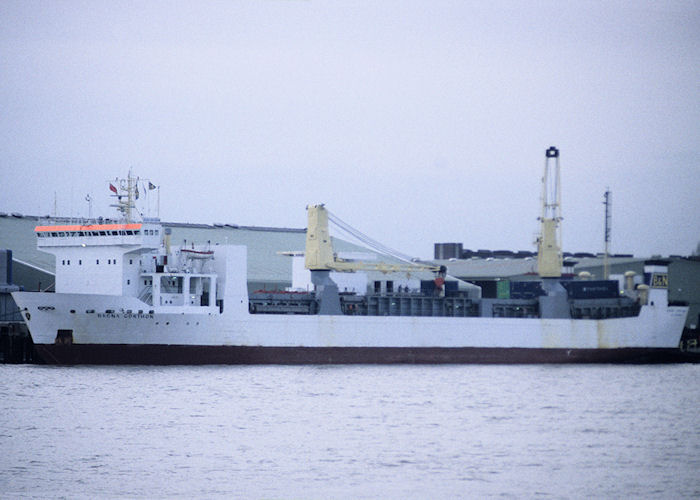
[304,204,443,275]
[536,147,563,278]
[301,204,448,314]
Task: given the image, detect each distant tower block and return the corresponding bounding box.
[537,146,563,278]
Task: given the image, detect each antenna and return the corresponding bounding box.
[603,188,612,280]
[85,194,93,219]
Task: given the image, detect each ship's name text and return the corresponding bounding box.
[97,312,154,319]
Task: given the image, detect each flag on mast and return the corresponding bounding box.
[148,182,156,190]
[109,183,118,194]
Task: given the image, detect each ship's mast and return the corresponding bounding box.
[109,170,138,222]
[126,171,134,222]
[107,171,158,222]
[603,188,612,280]
[537,146,563,278]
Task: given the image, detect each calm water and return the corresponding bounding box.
[1,364,698,499]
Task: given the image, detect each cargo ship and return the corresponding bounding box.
[12,151,689,364]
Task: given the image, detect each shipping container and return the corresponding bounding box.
[510,280,545,299]
[497,280,510,299]
[560,280,619,299]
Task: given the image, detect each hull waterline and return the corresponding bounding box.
[34,344,693,365]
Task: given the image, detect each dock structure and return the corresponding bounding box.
[0,249,36,363]
[0,322,36,364]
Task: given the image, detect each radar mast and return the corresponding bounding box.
[108,170,156,223]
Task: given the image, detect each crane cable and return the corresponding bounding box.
[325,210,418,265]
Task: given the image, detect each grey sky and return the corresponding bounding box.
[1,0,698,258]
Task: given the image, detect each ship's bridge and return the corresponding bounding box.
[34,220,163,296]
[35,222,162,249]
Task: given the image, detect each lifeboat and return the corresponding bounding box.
[180,248,214,260]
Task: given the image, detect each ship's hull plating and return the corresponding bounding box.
[13,291,690,365]
[34,344,691,365]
